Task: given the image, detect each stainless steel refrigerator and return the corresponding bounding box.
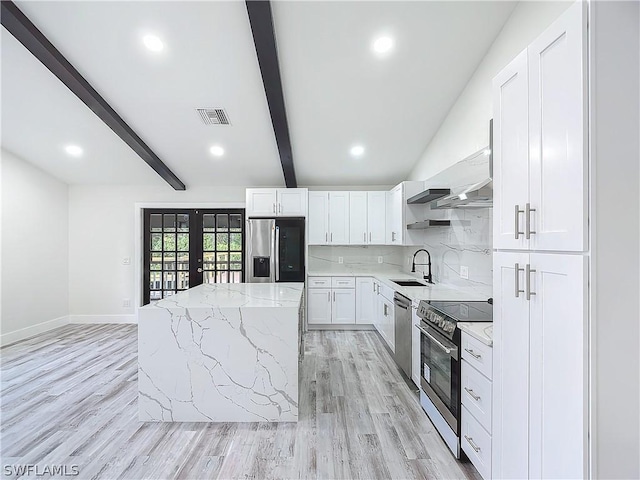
[246,218,305,283]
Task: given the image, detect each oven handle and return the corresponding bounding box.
[414,324,458,357]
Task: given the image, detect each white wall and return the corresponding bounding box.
[590,1,640,478]
[408,1,571,181]
[1,148,69,345]
[68,185,245,322]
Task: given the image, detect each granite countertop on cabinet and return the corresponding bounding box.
[308,265,489,303]
[457,322,493,346]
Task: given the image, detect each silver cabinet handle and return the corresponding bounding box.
[464,348,481,359]
[328,292,330,301]
[369,232,372,242]
[525,203,536,239]
[515,263,524,297]
[325,232,328,243]
[333,291,335,302]
[464,435,481,453]
[514,204,524,239]
[526,263,536,300]
[465,387,481,401]
[273,203,276,213]
[364,232,366,242]
[331,233,333,242]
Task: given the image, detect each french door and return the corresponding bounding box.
[143,209,245,304]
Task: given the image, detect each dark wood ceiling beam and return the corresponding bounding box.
[1,1,186,190]
[245,0,297,188]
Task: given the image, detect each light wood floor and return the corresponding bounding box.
[1,324,480,480]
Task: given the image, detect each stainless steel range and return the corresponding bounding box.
[415,299,492,458]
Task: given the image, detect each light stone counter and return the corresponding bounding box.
[457,322,493,346]
[138,283,303,423]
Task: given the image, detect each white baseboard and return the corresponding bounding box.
[1,315,69,347]
[69,314,137,324]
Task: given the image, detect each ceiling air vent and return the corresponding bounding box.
[196,108,231,125]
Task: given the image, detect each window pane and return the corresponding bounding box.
[163,252,176,270]
[216,214,228,232]
[150,262,162,271]
[151,252,163,263]
[150,272,162,290]
[216,234,229,251]
[217,252,229,262]
[164,234,176,251]
[177,252,189,270]
[177,214,189,232]
[203,214,215,232]
[177,233,189,251]
[230,253,242,263]
[177,272,189,290]
[164,272,176,289]
[231,271,242,283]
[151,233,162,251]
[230,262,242,271]
[203,233,215,251]
[150,214,163,232]
[163,214,176,232]
[217,271,228,283]
[204,271,216,284]
[163,291,175,298]
[230,214,242,232]
[230,233,242,251]
[217,262,229,271]
[150,290,162,300]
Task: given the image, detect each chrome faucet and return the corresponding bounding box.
[411,249,433,284]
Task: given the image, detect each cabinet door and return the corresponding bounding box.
[328,192,350,244]
[411,304,420,386]
[387,185,403,245]
[355,277,375,324]
[492,251,530,480]
[367,191,387,244]
[349,192,368,245]
[528,253,586,479]
[246,189,277,217]
[528,1,587,252]
[332,289,356,324]
[492,50,530,250]
[277,188,307,217]
[307,288,331,324]
[308,192,329,245]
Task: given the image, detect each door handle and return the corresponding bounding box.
[464,435,481,453]
[197,267,203,273]
[525,203,536,239]
[275,226,280,282]
[515,263,524,297]
[526,263,536,300]
[514,204,524,239]
[464,387,481,401]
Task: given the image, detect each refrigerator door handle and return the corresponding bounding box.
[247,221,253,280]
[275,226,280,282]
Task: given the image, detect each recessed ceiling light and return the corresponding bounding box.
[372,36,394,55]
[209,145,225,157]
[64,145,83,157]
[143,34,164,52]
[350,145,365,157]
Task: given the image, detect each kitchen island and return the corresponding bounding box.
[138,283,304,423]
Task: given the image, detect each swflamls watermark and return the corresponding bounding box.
[3,464,79,477]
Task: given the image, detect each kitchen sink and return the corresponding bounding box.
[390,280,427,287]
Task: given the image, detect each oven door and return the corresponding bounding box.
[417,321,459,431]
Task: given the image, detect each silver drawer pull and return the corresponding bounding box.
[464,435,481,453]
[514,204,525,239]
[464,387,481,401]
[464,348,481,359]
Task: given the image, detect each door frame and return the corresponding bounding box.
[134,202,244,310]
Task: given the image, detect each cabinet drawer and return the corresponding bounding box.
[331,277,355,288]
[461,332,493,380]
[308,277,331,288]
[461,406,492,480]
[461,360,492,433]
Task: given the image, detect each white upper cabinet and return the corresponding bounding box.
[367,191,387,244]
[386,182,424,246]
[349,192,368,244]
[308,191,329,244]
[246,188,308,217]
[328,192,350,244]
[493,50,530,250]
[387,184,403,244]
[493,1,586,252]
[348,191,387,245]
[528,2,587,252]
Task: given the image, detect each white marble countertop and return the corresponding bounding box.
[141,283,304,310]
[308,266,489,303]
[458,322,493,346]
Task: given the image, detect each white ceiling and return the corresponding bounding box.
[2,1,516,188]
[272,1,516,186]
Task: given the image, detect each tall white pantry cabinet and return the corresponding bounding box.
[492,2,588,480]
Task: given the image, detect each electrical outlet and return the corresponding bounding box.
[378,256,383,264]
[123,299,131,308]
[122,257,131,265]
[338,257,344,264]
[460,266,469,280]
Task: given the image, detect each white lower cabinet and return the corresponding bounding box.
[460,331,493,480]
[355,277,375,324]
[332,289,355,324]
[307,288,332,325]
[307,276,356,325]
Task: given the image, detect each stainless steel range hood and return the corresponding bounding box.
[434,176,492,209]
